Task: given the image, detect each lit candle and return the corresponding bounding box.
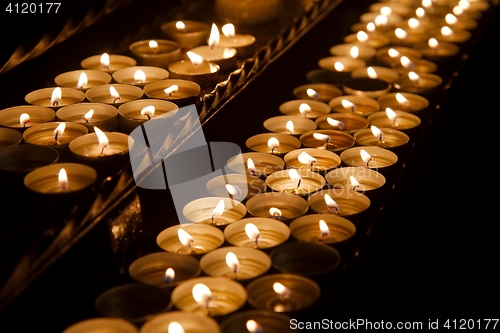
[375,46,423,67]
[56,103,119,132]
[266,169,326,195]
[54,70,112,91]
[178,228,205,255]
[161,20,211,50]
[343,30,391,49]
[85,84,144,105]
[279,100,331,119]
[0,106,55,132]
[189,24,237,71]
[206,174,266,202]
[112,66,170,87]
[300,130,355,152]
[262,116,317,136]
[140,311,220,333]
[284,148,341,173]
[308,189,371,216]
[329,95,380,117]
[340,146,399,176]
[117,99,178,134]
[246,320,263,333]
[351,66,400,83]
[168,322,184,333]
[330,43,376,62]
[324,194,339,214]
[182,197,247,226]
[298,151,317,171]
[315,113,368,135]
[292,83,343,103]
[378,92,429,117]
[224,218,290,250]
[245,223,264,249]
[246,133,301,155]
[128,39,181,68]
[157,224,226,256]
[226,152,285,178]
[217,23,256,58]
[143,79,201,107]
[81,53,137,73]
[326,166,386,195]
[289,214,357,246]
[168,51,220,87]
[23,122,88,151]
[25,87,85,109]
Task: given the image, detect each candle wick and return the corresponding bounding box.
[249,169,256,176]
[100,146,106,156]
[54,132,59,141]
[271,146,278,154]
[379,133,383,141]
[296,179,301,189]
[310,161,316,171]
[53,101,59,107]
[146,114,151,120]
[113,98,120,103]
[255,233,260,248]
[353,185,360,191]
[366,157,372,168]
[328,206,339,214]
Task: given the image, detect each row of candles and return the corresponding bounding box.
[0,0,490,331]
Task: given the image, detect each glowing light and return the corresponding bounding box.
[245,223,260,241]
[222,23,235,38]
[400,56,414,70]
[446,13,458,25]
[428,38,440,49]
[388,48,400,58]
[269,207,282,218]
[334,61,345,72]
[109,86,120,101]
[19,113,30,127]
[298,152,317,166]
[208,23,220,48]
[341,99,356,112]
[324,194,340,213]
[395,28,408,39]
[360,149,372,166]
[226,252,240,273]
[396,93,410,108]
[134,69,147,83]
[285,120,294,134]
[164,85,179,96]
[299,103,312,116]
[371,125,383,140]
[441,26,453,37]
[176,21,186,30]
[212,199,225,218]
[51,87,62,106]
[357,31,369,42]
[168,322,184,333]
[53,122,66,140]
[187,51,204,66]
[313,133,331,142]
[380,6,392,16]
[100,53,110,68]
[350,176,361,190]
[94,126,109,148]
[306,88,319,99]
[349,46,359,59]
[375,15,388,26]
[77,72,88,89]
[247,158,257,175]
[164,268,175,283]
[367,67,378,79]
[327,117,344,129]
[319,220,331,237]
[149,40,159,50]
[273,282,290,297]
[141,105,155,119]
[268,137,280,152]
[178,228,194,247]
[192,283,212,306]
[386,107,399,125]
[408,18,420,29]
[58,168,68,190]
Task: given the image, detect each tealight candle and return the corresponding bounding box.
[390,56,438,74]
[246,274,320,313]
[326,166,386,197]
[343,30,391,49]
[369,2,412,17]
[315,113,369,134]
[289,214,356,248]
[189,24,238,71]
[63,318,139,333]
[351,66,400,83]
[378,92,430,118]
[117,99,178,134]
[168,51,220,87]
[143,79,201,107]
[56,103,119,132]
[161,20,211,50]
[392,71,443,99]
[244,193,309,223]
[353,126,410,152]
[342,77,391,98]
[25,87,85,109]
[432,25,472,45]
[182,197,247,226]
[278,100,330,119]
[156,224,225,256]
[140,312,220,333]
[86,84,143,106]
[307,189,371,217]
[263,116,317,136]
[440,12,478,31]
[224,218,290,251]
[0,105,55,132]
[171,277,247,317]
[226,152,284,178]
[205,174,266,202]
[359,11,404,28]
[340,146,399,177]
[54,70,112,91]
[329,43,377,63]
[292,83,342,103]
[0,128,22,150]
[283,148,341,173]
[199,246,271,282]
[329,95,380,117]
[388,27,430,47]
[129,40,181,68]
[217,24,256,58]
[220,310,294,333]
[81,53,137,73]
[415,38,460,72]
[112,66,170,87]
[367,109,421,137]
[299,130,355,153]
[317,56,366,83]
[128,252,201,290]
[265,168,325,196]
[375,46,423,67]
[245,133,301,155]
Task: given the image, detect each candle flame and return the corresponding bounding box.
[82,109,94,123]
[375,15,388,26]
[288,168,301,183]
[453,5,464,16]
[226,252,240,273]
[77,72,88,89]
[341,99,356,111]
[247,158,257,174]
[357,31,369,42]
[388,48,400,58]
[349,46,359,59]
[319,219,331,237]
[367,22,376,32]
[408,18,420,29]
[360,149,372,165]
[422,0,432,8]
[313,133,331,142]
[134,70,147,82]
[334,61,345,72]
[212,199,225,218]
[176,21,186,30]
[141,105,155,119]
[222,23,235,38]
[396,93,410,107]
[208,23,220,48]
[149,40,159,50]
[223,48,237,59]
[267,137,280,152]
[209,63,219,73]
[324,194,340,213]
[53,122,66,139]
[350,176,361,189]
[100,53,110,68]
[306,88,320,99]
[416,7,426,18]
[299,103,312,116]
[168,322,184,333]
[380,6,392,16]
[371,125,383,140]
[19,113,30,126]
[445,13,458,25]
[327,117,344,129]
[395,28,408,39]
[94,126,109,147]
[386,107,398,124]
[58,168,68,190]
[245,223,260,241]
[246,320,262,333]
[178,228,194,247]
[441,26,453,37]
[367,67,378,79]
[428,38,440,49]
[459,0,470,10]
[192,283,213,306]
[51,87,62,106]
[269,207,282,218]
[277,119,292,136]
[400,56,414,70]
[164,85,179,96]
[187,51,204,66]
[226,184,242,198]
[408,71,420,83]
[109,85,120,99]
[298,152,317,165]
[164,268,175,282]
[273,282,290,297]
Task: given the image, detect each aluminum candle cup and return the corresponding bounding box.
[342,77,391,98]
[220,310,294,333]
[226,152,284,178]
[168,60,220,87]
[378,92,430,118]
[199,246,271,282]
[205,174,266,202]
[25,87,85,110]
[95,284,172,325]
[351,66,400,83]
[246,274,320,313]
[140,311,220,333]
[171,276,247,317]
[63,318,139,333]
[0,128,22,150]
[292,83,342,103]
[388,30,430,48]
[156,224,225,256]
[432,26,472,45]
[375,46,423,67]
[81,54,137,73]
[392,72,443,100]
[85,84,144,106]
[278,99,331,119]
[112,66,170,87]
[317,56,366,83]
[0,105,55,133]
[161,20,211,50]
[299,130,355,154]
[283,148,341,174]
[329,95,380,117]
[353,127,410,155]
[263,116,317,136]
[246,133,301,156]
[329,43,377,63]
[315,113,368,135]
[128,252,201,290]
[391,58,438,74]
[188,45,237,71]
[56,103,119,132]
[117,99,178,134]
[143,79,201,107]
[368,110,421,138]
[343,32,391,49]
[244,193,309,223]
[266,169,326,196]
[307,189,371,219]
[340,146,399,179]
[415,41,461,75]
[359,12,404,29]
[54,70,112,91]
[182,197,247,227]
[128,40,181,68]
[224,218,290,252]
[326,166,386,200]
